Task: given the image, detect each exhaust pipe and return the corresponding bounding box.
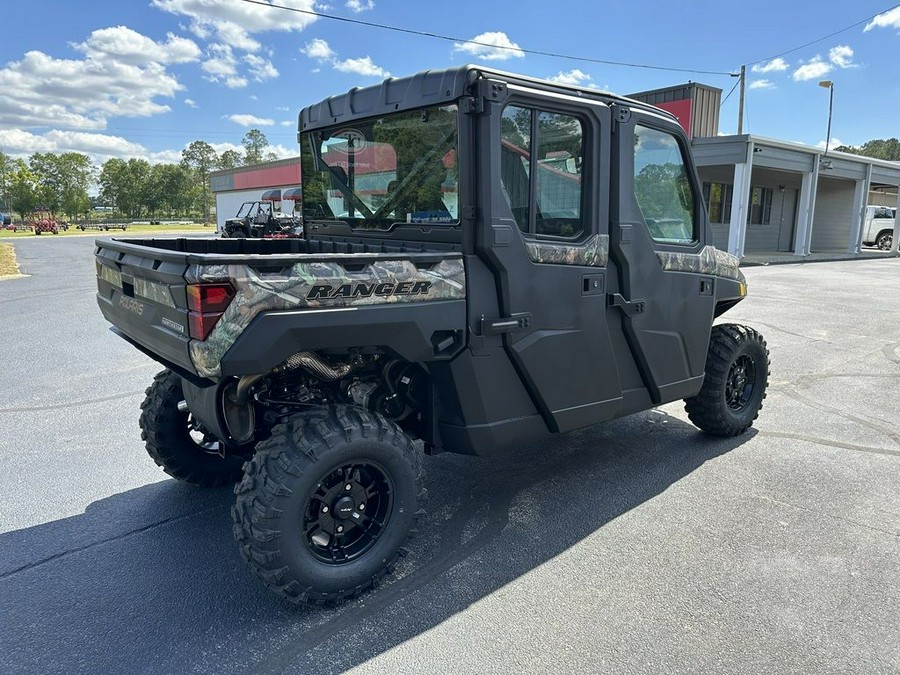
[234,351,355,404]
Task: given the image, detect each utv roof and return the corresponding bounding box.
[298,64,678,136]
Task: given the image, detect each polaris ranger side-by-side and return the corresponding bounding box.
[221,189,302,239]
[94,66,769,605]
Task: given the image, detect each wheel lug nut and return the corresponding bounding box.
[322,505,328,513]
[358,503,365,510]
[337,525,344,533]
[344,484,352,491]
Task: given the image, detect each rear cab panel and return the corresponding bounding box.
[95,237,466,381]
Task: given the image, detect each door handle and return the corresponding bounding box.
[607,293,645,316]
[481,312,533,335]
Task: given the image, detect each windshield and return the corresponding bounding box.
[300,105,458,228]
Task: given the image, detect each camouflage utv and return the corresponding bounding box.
[95,66,769,606]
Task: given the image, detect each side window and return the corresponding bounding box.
[500,105,585,239]
[633,125,696,244]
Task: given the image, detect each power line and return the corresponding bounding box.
[720,78,741,108]
[239,0,735,76]
[748,2,899,66]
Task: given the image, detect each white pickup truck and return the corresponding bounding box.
[862,205,897,250]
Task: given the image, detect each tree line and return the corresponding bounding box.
[833,138,900,162]
[0,129,279,222]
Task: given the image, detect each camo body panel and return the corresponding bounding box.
[655,245,743,281]
[524,234,609,267]
[187,256,466,377]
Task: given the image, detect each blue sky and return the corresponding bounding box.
[1,0,899,165]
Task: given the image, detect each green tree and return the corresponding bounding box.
[834,138,900,161]
[99,157,151,218]
[0,151,13,214]
[242,129,270,165]
[218,149,243,170]
[8,160,38,221]
[148,163,193,217]
[28,152,94,217]
[181,140,218,222]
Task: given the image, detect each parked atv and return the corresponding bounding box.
[95,66,769,606]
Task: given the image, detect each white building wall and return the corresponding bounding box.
[811,178,856,252]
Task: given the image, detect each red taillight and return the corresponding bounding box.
[186,283,234,340]
[186,283,234,313]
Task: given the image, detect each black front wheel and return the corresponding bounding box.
[139,369,246,486]
[232,406,423,605]
[684,324,770,437]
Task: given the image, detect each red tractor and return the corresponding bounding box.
[29,208,59,235]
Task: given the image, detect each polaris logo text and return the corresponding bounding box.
[306,280,432,300]
[118,296,145,316]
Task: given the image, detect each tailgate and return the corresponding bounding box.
[95,241,197,375]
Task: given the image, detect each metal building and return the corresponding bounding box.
[209,159,300,232]
[631,82,900,257]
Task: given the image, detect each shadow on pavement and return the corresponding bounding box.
[0,410,755,675]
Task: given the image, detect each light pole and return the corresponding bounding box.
[818,80,834,156]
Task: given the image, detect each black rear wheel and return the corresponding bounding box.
[140,369,245,486]
[232,406,423,605]
[876,231,893,251]
[684,324,769,437]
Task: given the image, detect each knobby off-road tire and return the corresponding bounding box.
[140,369,245,486]
[232,406,424,606]
[684,324,770,437]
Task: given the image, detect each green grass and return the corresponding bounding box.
[0,242,20,277]
[0,224,214,239]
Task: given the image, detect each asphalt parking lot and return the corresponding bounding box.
[1,236,898,674]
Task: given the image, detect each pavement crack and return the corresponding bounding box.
[778,386,900,447]
[0,390,145,413]
[0,505,222,581]
[757,430,900,459]
[753,494,899,539]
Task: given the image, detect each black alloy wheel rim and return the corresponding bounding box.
[303,462,393,565]
[180,405,224,456]
[725,354,757,411]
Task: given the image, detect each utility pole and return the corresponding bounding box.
[737,65,746,135]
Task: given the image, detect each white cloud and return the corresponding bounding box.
[152,0,318,53]
[828,45,855,68]
[547,69,593,87]
[244,53,279,80]
[184,98,198,108]
[453,31,524,61]
[302,38,335,60]
[201,43,256,87]
[281,120,293,126]
[227,114,276,126]
[749,79,775,90]
[345,0,374,11]
[333,56,389,77]
[0,128,145,157]
[751,58,788,74]
[75,26,201,65]
[792,56,832,81]
[864,6,900,31]
[300,38,388,78]
[0,129,297,166]
[0,40,184,130]
[815,137,844,151]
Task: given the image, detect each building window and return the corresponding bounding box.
[747,186,774,225]
[703,181,734,224]
[634,125,696,244]
[500,105,585,238]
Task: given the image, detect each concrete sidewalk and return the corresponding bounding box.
[742,249,898,266]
